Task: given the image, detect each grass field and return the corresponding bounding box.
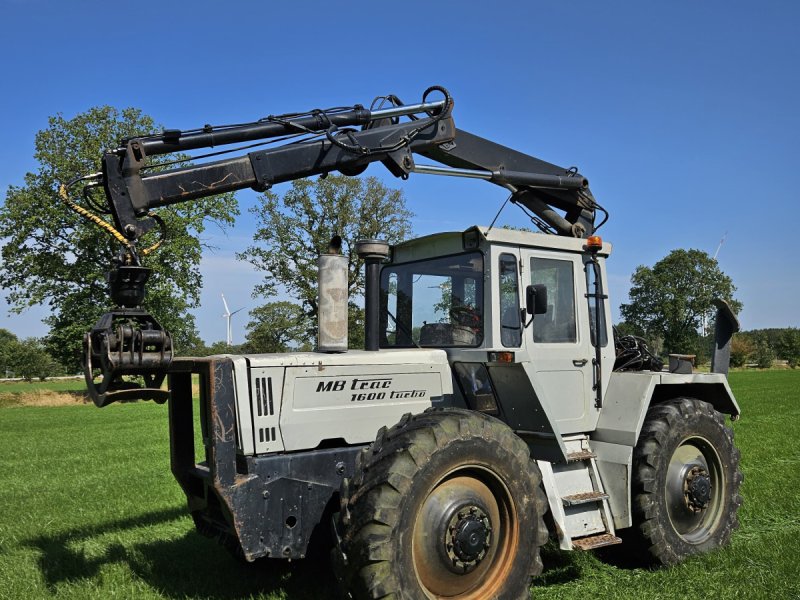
[0,378,86,394]
[0,370,798,599]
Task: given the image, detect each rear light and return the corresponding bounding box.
[488,351,514,363]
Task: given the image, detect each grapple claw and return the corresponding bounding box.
[83,308,173,407]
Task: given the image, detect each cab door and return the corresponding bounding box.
[521,250,594,433]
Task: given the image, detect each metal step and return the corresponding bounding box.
[572,533,623,551]
[562,490,609,506]
[566,450,597,462]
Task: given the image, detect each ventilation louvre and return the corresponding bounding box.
[255,377,274,417]
[259,426,278,443]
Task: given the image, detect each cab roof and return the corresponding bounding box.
[392,226,612,262]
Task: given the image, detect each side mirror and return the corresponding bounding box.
[525,284,548,317]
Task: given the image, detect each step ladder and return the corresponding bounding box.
[537,435,622,551]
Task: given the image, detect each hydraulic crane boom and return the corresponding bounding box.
[68,86,603,405]
[96,86,597,245]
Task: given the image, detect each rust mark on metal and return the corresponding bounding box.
[566,450,596,462]
[572,533,622,551]
[561,491,608,506]
[213,410,235,443]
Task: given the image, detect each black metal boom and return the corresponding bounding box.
[77,86,601,406]
[97,87,598,243]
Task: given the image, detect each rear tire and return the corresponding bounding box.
[336,408,548,600]
[629,398,742,565]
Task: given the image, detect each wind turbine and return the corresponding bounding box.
[713,231,728,260]
[221,293,245,346]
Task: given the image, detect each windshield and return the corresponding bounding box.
[380,252,484,348]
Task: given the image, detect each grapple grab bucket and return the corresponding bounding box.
[83,266,173,407]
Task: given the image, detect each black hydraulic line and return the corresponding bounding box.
[117,108,373,157]
[587,254,605,409]
[512,191,575,236]
[132,115,456,213]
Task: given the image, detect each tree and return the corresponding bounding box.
[239,175,413,348]
[0,107,237,371]
[10,338,58,382]
[0,329,19,377]
[620,249,741,356]
[243,301,309,353]
[729,335,754,368]
[778,328,800,368]
[752,337,776,369]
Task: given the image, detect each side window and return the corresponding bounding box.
[499,254,521,347]
[585,261,609,347]
[530,257,576,343]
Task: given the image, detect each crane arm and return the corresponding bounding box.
[71,86,602,406]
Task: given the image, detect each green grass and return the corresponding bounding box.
[0,378,86,394]
[0,371,797,598]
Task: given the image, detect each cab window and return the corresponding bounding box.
[499,254,521,347]
[530,257,576,343]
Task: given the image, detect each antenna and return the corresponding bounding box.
[713,231,728,260]
[221,293,245,346]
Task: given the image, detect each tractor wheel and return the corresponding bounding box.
[336,408,548,600]
[629,398,743,565]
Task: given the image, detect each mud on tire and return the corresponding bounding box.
[629,397,743,566]
[335,408,548,600]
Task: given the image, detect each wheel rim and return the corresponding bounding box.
[665,436,726,544]
[411,466,518,599]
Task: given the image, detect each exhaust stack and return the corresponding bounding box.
[317,239,349,353]
[357,239,390,352]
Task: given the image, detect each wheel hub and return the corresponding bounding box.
[444,505,492,573]
[684,465,712,512]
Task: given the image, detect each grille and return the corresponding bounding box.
[259,427,277,443]
[255,377,274,417]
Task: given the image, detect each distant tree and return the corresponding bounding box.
[752,338,776,369]
[620,249,741,356]
[207,340,246,355]
[11,338,57,382]
[0,329,19,377]
[243,301,309,353]
[0,107,237,371]
[729,335,754,368]
[777,328,800,368]
[239,175,413,348]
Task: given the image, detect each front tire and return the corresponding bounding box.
[629,398,743,565]
[337,408,548,600]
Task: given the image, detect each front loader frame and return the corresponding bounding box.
[167,358,361,561]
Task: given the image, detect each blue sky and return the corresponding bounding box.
[1,0,797,344]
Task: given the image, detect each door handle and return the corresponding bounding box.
[573,358,588,367]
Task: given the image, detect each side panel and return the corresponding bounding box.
[591,439,633,529]
[487,362,568,463]
[592,372,656,446]
[280,364,446,451]
[250,366,286,454]
[594,371,741,447]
